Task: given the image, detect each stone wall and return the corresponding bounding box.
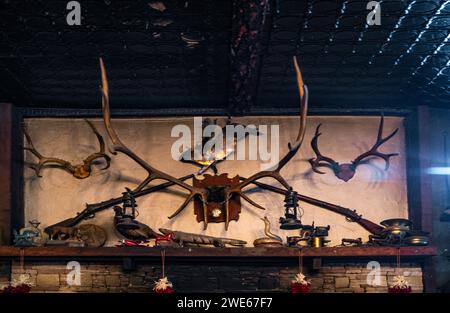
[1,261,423,293]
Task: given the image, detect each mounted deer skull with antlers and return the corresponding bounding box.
[308,116,399,182]
[100,56,308,230]
[24,120,111,179]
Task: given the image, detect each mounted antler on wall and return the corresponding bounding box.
[308,115,399,182]
[24,120,111,179]
[100,56,308,230]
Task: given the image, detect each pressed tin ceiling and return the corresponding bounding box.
[0,0,449,112]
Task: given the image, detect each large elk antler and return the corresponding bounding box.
[221,56,309,229]
[24,120,111,179]
[309,115,399,182]
[99,58,210,226]
[308,124,340,174]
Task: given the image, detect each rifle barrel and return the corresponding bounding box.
[241,177,384,236]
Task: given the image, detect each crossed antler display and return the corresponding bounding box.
[100,56,308,230]
[24,120,111,179]
[308,116,399,182]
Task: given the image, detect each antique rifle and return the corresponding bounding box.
[241,177,385,236]
[44,174,194,234]
[46,172,383,237]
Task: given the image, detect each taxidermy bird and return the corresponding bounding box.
[179,117,259,175]
[113,206,160,240]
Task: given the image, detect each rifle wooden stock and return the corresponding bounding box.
[242,178,384,236]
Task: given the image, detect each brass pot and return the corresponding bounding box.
[309,236,329,248]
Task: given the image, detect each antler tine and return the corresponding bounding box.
[23,126,75,177]
[82,119,111,170]
[308,124,339,174]
[99,58,209,227]
[352,115,399,170]
[222,56,309,229]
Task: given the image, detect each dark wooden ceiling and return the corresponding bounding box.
[0,0,449,114]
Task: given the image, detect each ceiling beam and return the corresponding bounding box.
[229,0,273,115]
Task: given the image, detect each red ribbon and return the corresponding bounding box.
[155,233,173,246]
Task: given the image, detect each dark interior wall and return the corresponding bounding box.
[429,107,450,291]
[0,103,12,245]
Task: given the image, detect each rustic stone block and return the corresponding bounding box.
[36,274,59,288]
[335,277,350,288]
[310,277,324,287]
[321,267,345,273]
[335,287,355,293]
[105,275,121,287]
[346,269,362,274]
[80,273,93,287]
[92,275,106,287]
[130,275,145,286]
[365,287,388,293]
[258,276,279,290]
[219,277,242,290]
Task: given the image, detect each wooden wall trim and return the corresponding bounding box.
[0,103,23,245]
[0,103,12,244]
[19,107,412,118]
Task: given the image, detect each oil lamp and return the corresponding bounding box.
[116,188,139,229]
[280,187,303,230]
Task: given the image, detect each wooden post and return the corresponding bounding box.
[0,103,22,245]
[0,103,12,244]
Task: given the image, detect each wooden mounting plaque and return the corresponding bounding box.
[193,173,241,225]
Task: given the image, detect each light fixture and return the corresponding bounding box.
[280,187,303,230]
[116,188,139,230]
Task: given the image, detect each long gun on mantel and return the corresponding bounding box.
[44,174,194,234]
[241,177,384,236]
[45,173,384,237]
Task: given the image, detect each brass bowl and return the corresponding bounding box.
[380,218,412,229]
[404,236,429,246]
[404,230,429,246]
[382,226,410,236]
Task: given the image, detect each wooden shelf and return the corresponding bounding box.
[0,245,437,259]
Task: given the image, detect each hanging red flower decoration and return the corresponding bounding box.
[153,277,174,294]
[0,273,33,293]
[1,283,32,293]
[388,275,412,293]
[291,273,311,293]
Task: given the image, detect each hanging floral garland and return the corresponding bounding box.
[291,249,311,293]
[0,249,32,293]
[388,248,412,293]
[153,249,174,293]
